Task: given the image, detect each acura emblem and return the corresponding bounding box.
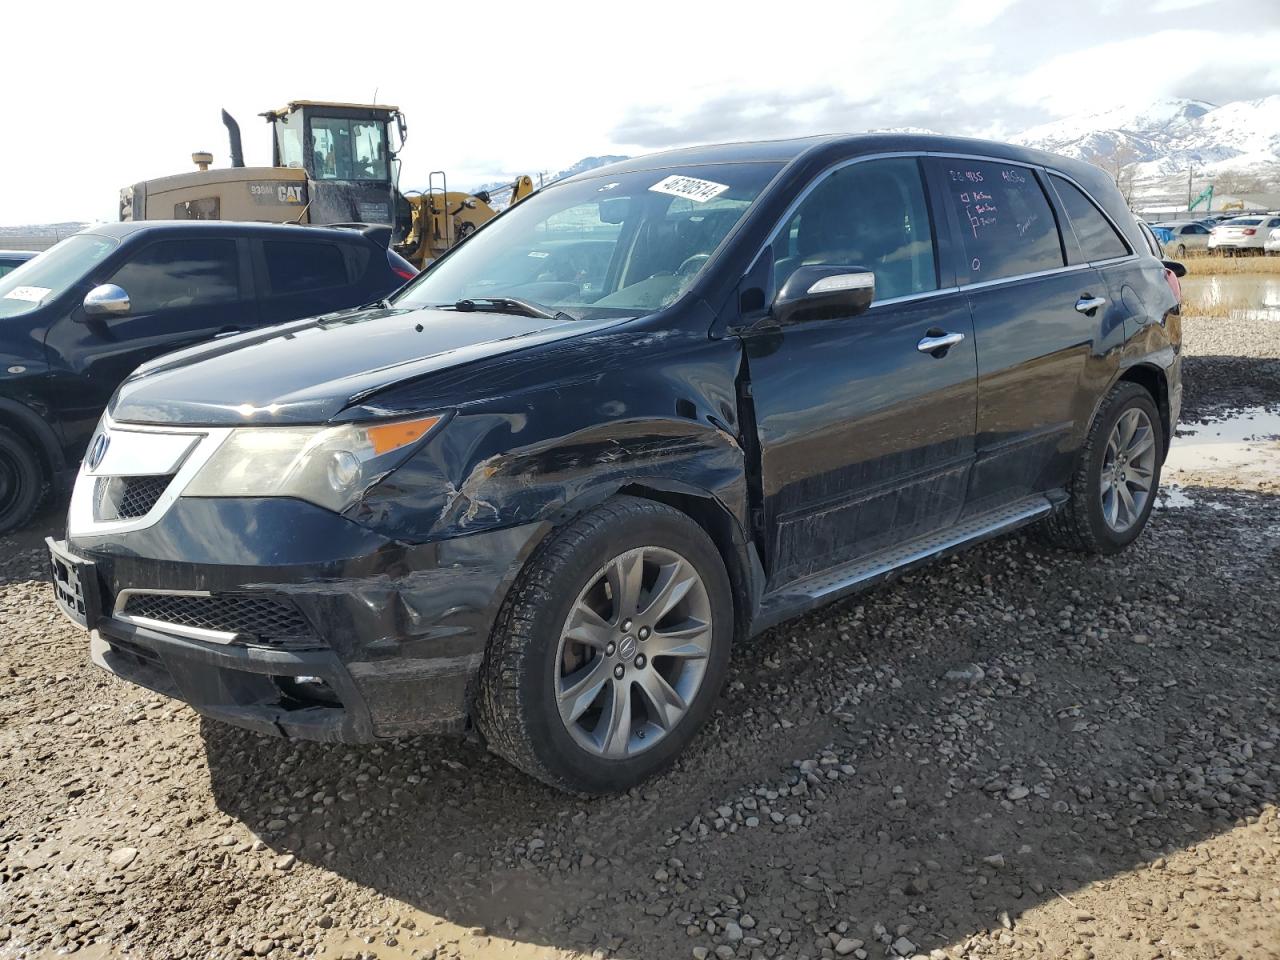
[87,433,110,470]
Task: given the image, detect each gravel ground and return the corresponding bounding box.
[1,312,1277,960]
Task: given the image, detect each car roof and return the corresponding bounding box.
[76,220,380,243]
[559,132,1107,188]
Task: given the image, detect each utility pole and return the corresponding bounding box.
[1187,165,1193,213]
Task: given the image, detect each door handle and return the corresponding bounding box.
[917,331,965,355]
[1075,295,1107,314]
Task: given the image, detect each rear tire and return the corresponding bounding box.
[1037,382,1163,555]
[0,427,45,535]
[476,496,733,794]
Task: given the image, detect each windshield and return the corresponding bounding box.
[0,234,118,319]
[394,162,783,320]
[1226,218,1262,226]
[310,117,389,181]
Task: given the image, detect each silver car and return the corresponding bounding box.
[1154,220,1212,257]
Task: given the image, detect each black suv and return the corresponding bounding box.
[50,135,1182,793]
[0,221,415,531]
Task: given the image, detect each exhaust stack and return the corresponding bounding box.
[221,109,245,168]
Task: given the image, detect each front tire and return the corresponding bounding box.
[476,496,733,794]
[1037,382,1163,554]
[0,427,45,535]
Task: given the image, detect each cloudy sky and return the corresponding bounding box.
[3,0,1277,226]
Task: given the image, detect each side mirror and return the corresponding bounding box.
[83,284,131,318]
[772,265,875,327]
[1162,259,1187,278]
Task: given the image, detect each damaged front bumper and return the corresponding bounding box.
[55,496,547,743]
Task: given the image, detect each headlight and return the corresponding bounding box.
[183,414,445,512]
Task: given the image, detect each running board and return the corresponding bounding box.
[751,495,1054,635]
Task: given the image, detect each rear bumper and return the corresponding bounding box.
[62,497,549,741]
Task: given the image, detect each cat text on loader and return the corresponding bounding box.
[118,101,533,267]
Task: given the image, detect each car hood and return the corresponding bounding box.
[110,305,631,426]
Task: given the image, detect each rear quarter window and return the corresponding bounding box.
[263,240,349,295]
[1049,175,1130,261]
[935,159,1064,283]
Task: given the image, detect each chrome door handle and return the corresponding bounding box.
[917,331,965,354]
[1075,295,1107,314]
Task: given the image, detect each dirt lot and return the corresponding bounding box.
[1,312,1278,960]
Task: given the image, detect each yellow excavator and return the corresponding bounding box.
[119,101,533,267]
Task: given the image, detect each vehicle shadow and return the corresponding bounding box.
[199,481,1276,958]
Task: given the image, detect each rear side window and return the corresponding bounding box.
[937,160,1063,283]
[109,238,240,312]
[1050,175,1130,261]
[772,156,937,301]
[264,241,348,295]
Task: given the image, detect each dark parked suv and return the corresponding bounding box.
[0,221,415,531]
[49,134,1182,793]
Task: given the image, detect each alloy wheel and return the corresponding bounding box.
[555,545,713,758]
[1100,407,1157,533]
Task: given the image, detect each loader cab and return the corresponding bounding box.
[263,101,406,228]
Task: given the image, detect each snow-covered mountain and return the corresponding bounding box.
[1010,95,1280,182]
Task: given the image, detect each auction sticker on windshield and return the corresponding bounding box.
[650,174,730,204]
[3,286,50,303]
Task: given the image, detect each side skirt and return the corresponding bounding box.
[750,494,1054,636]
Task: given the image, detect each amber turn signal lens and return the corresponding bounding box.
[365,415,442,456]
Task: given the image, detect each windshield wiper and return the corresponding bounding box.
[453,297,574,322]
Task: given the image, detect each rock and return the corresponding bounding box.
[252,940,273,956]
[724,921,743,942]
[1006,785,1030,801]
[274,854,296,871]
[982,853,1005,868]
[108,847,139,869]
[692,948,709,960]
[892,936,916,956]
[944,664,985,683]
[835,937,863,955]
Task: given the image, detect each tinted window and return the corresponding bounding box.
[264,241,348,294]
[940,160,1063,282]
[109,238,239,313]
[772,157,937,301]
[1050,175,1129,261]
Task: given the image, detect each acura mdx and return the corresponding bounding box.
[49,134,1183,793]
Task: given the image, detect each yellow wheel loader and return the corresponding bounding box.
[119,101,533,267]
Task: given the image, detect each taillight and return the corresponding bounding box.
[1243,228,1257,236]
[387,250,418,281]
[1164,267,1181,303]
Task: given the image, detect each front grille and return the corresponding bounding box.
[95,475,173,521]
[119,593,318,648]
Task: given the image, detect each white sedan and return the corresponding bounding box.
[1265,228,1280,255]
[1209,215,1280,254]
